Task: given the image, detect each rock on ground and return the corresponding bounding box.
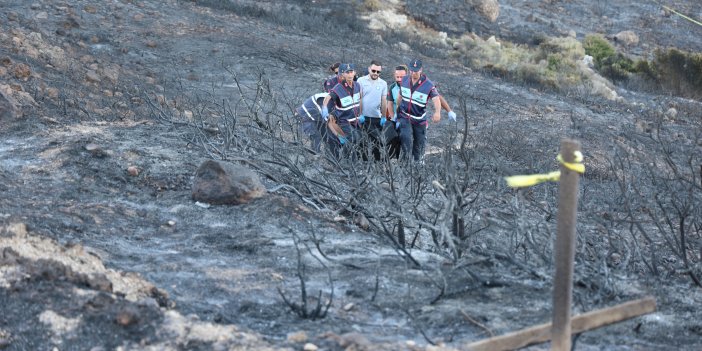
[613,30,639,46]
[470,0,500,22]
[191,160,267,205]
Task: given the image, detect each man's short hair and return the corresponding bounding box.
[395,65,408,72]
[370,60,382,67]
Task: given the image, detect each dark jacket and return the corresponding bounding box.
[330,81,361,125]
[397,75,438,124]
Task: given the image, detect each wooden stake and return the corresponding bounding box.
[552,139,581,351]
[465,296,656,351]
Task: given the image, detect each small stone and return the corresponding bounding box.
[194,201,211,209]
[84,5,97,14]
[85,70,101,83]
[343,303,354,311]
[167,220,176,227]
[46,87,59,99]
[354,213,369,230]
[85,143,100,152]
[333,216,346,222]
[127,166,139,176]
[12,63,31,80]
[303,343,318,351]
[286,331,308,343]
[664,107,677,119]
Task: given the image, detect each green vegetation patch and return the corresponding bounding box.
[583,34,637,81]
[653,48,702,99]
[451,34,594,92]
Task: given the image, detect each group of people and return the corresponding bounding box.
[294,59,457,163]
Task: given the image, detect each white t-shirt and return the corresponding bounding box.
[357,75,388,118]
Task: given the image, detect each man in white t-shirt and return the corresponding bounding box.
[357,60,388,161]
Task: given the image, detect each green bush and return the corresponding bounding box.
[634,60,656,80]
[583,34,616,67]
[599,53,636,81]
[653,48,702,98]
[583,34,639,81]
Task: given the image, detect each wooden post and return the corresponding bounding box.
[464,297,656,351]
[551,139,581,351]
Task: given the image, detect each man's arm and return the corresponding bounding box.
[380,91,388,120]
[358,85,364,114]
[322,93,336,121]
[439,95,452,113]
[431,96,441,122]
[386,87,394,118]
[395,90,402,117]
[322,94,332,111]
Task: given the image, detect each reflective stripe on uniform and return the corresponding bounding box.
[336,92,360,111]
[405,112,426,120]
[400,86,429,108]
[301,104,315,120]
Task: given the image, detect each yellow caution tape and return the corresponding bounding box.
[557,151,585,173]
[661,4,702,27]
[504,151,585,188]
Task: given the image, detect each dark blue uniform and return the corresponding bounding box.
[295,92,331,153]
[397,74,439,161]
[328,80,362,158]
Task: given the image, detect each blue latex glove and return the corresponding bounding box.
[338,135,348,145]
[448,111,457,121]
[395,120,400,130]
[358,115,365,124]
[321,106,329,121]
[379,117,386,127]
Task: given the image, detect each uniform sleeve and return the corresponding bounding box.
[428,85,439,99]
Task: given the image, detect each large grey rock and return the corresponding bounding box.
[613,30,639,46]
[191,160,266,205]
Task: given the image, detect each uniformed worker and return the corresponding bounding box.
[321,63,364,158]
[323,62,341,93]
[395,59,442,162]
[294,92,333,154]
